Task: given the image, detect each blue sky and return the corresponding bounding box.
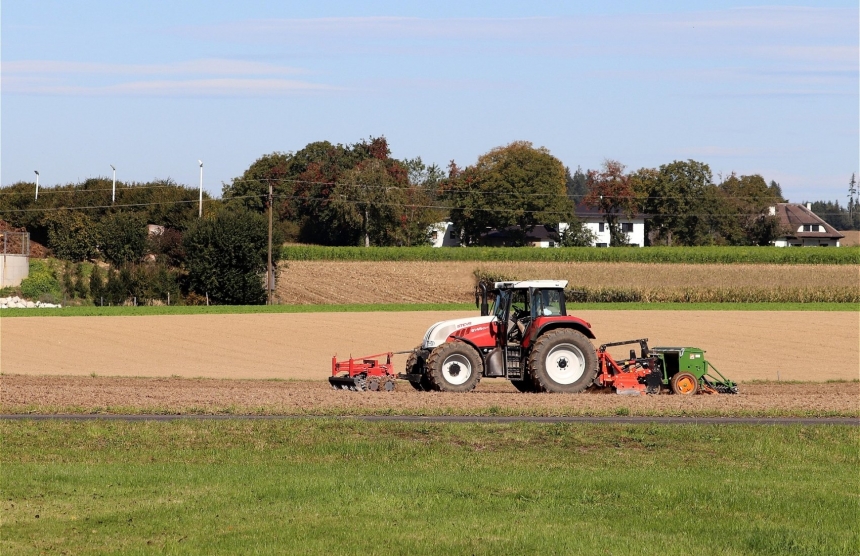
[2,1,858,202]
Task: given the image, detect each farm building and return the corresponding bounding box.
[769,203,845,247]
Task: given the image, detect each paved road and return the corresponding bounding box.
[2,414,856,425]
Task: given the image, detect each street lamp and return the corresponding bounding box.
[110,165,116,204]
[198,160,203,218]
[34,171,39,200]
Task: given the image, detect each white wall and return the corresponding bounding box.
[429,222,460,247]
[573,218,646,247]
[0,255,29,287]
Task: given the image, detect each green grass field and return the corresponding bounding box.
[282,245,860,264]
[2,419,857,555]
[1,300,856,318]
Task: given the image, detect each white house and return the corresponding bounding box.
[565,203,648,247]
[429,221,461,247]
[769,203,844,247]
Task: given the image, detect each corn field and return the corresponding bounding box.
[282,245,860,265]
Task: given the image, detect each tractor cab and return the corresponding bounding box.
[481,280,570,347]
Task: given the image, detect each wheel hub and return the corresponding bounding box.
[545,343,585,385]
[441,354,472,386]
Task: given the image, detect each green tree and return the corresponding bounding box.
[441,141,573,245]
[641,160,713,246]
[182,209,281,305]
[89,265,105,304]
[565,166,589,204]
[559,218,597,246]
[717,173,784,245]
[584,160,642,246]
[222,137,423,246]
[45,211,99,261]
[97,212,148,266]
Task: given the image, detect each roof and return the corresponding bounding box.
[482,225,559,242]
[574,202,649,220]
[772,203,844,239]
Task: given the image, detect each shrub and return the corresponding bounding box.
[98,212,147,266]
[19,260,62,301]
[182,209,281,305]
[45,211,98,262]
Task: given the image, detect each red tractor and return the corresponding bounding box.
[399,280,598,393]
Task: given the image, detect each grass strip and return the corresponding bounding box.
[283,245,860,264]
[1,301,856,317]
[1,419,856,555]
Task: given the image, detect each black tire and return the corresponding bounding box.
[511,377,538,393]
[426,341,482,393]
[405,348,433,391]
[529,329,598,393]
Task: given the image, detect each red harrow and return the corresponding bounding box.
[329,352,397,391]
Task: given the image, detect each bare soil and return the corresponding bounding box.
[1,375,856,416]
[1,311,857,382]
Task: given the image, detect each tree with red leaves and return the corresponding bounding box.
[584,160,642,246]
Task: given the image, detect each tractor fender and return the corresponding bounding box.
[525,319,595,348]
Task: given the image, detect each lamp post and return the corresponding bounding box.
[34,171,39,200]
[198,160,203,218]
[110,165,116,204]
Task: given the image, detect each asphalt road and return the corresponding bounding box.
[1,415,856,425]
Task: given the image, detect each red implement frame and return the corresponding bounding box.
[596,351,649,395]
[331,352,395,379]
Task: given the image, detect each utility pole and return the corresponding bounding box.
[364,204,370,247]
[34,171,39,200]
[110,165,116,204]
[267,182,274,305]
[198,160,204,218]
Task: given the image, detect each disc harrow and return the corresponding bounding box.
[329,352,397,392]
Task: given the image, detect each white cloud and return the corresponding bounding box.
[2,59,307,77]
[2,77,337,96]
[1,58,334,96]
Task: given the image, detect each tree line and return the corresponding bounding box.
[1,136,855,304]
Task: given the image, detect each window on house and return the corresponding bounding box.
[621,223,634,233]
[449,229,457,239]
[431,231,438,241]
[598,222,605,233]
[803,224,821,232]
[596,242,608,248]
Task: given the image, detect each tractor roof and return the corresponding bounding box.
[493,280,568,290]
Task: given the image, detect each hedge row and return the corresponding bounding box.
[282,245,860,264]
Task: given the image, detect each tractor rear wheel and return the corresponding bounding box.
[426,341,482,393]
[405,348,433,391]
[529,329,597,393]
[671,372,698,395]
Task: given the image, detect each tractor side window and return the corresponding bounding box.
[533,289,564,316]
[510,290,529,321]
[492,291,508,321]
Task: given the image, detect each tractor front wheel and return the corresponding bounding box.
[529,329,597,393]
[405,348,433,391]
[671,372,699,395]
[426,341,482,393]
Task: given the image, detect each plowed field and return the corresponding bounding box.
[1,310,856,382]
[2,375,856,416]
